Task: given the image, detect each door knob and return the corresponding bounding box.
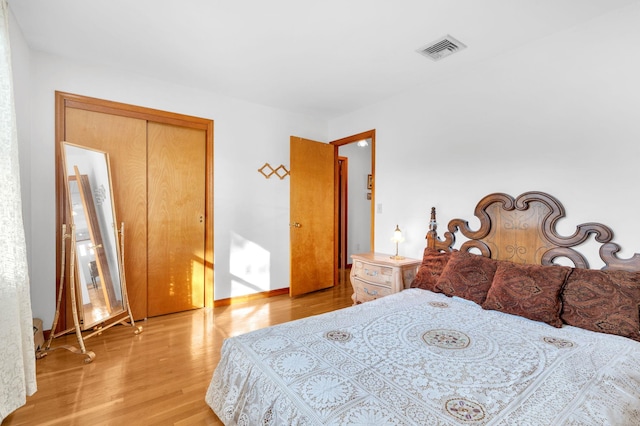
[290,222,301,228]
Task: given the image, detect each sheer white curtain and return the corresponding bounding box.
[0,0,37,421]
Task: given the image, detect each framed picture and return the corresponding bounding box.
[367,174,372,189]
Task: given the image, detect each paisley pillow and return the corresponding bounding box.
[561,268,640,341]
[483,262,571,328]
[434,250,499,305]
[410,248,452,293]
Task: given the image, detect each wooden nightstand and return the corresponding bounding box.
[350,253,421,304]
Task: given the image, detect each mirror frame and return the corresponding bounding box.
[60,141,126,330]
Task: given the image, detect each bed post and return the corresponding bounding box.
[426,207,438,249]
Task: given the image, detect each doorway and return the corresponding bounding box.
[331,130,375,275]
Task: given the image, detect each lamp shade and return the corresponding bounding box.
[392,225,403,243]
[390,225,405,260]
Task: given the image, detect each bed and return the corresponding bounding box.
[206,191,640,425]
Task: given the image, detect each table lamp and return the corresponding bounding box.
[390,224,404,260]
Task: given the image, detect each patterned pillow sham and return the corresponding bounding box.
[434,250,499,305]
[483,262,571,328]
[561,268,640,341]
[410,248,452,292]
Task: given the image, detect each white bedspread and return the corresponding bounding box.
[205,289,640,425]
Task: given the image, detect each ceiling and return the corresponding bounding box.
[9,0,638,119]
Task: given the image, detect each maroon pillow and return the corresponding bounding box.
[434,250,499,305]
[410,248,452,292]
[483,262,571,328]
[561,268,640,341]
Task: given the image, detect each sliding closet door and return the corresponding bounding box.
[64,107,149,320]
[57,92,214,324]
[147,122,207,316]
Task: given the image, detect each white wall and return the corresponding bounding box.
[329,3,640,267]
[13,46,327,326]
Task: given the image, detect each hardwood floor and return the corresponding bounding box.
[4,272,354,425]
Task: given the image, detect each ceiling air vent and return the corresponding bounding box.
[416,35,467,61]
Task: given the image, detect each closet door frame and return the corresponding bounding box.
[55,91,214,330]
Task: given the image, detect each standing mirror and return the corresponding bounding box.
[63,142,125,327]
[41,142,140,363]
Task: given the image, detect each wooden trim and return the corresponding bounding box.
[338,157,348,269]
[205,121,214,308]
[333,147,340,286]
[331,129,375,147]
[54,93,67,333]
[213,288,290,307]
[370,132,376,252]
[61,92,211,130]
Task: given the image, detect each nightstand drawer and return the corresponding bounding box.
[352,278,393,303]
[352,261,394,286]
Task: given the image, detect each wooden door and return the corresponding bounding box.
[289,136,336,296]
[64,107,149,320]
[147,122,207,316]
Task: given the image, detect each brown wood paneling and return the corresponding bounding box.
[147,122,207,316]
[64,108,148,320]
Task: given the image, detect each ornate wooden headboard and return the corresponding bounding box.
[426,191,640,272]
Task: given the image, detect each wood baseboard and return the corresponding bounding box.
[213,288,290,307]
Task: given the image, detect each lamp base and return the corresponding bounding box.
[390,255,405,260]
